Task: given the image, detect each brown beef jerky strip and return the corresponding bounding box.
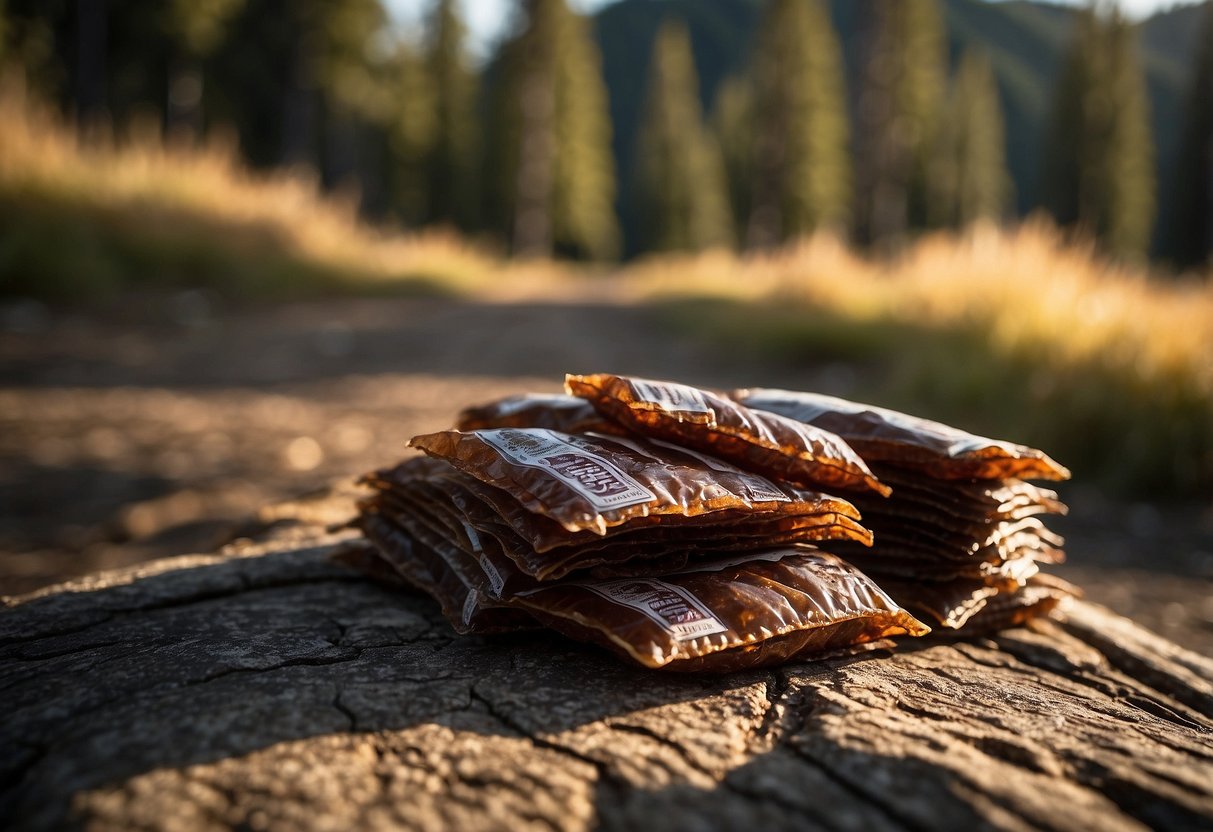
[566,374,889,496]
[858,515,1065,556]
[509,546,928,670]
[360,510,537,634]
[457,393,626,435]
[831,532,1065,569]
[854,554,1041,590]
[951,576,1079,634]
[374,457,871,553]
[734,388,1070,482]
[409,428,865,536]
[872,576,1002,629]
[377,480,871,584]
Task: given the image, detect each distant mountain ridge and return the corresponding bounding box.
[592,0,1208,253]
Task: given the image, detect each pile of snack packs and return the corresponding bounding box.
[342,373,1075,671]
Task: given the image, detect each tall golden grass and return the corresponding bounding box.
[0,75,501,297]
[625,231,1213,494]
[625,225,1212,404]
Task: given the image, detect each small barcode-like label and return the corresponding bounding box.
[584,579,728,641]
[479,429,656,512]
[476,552,506,596]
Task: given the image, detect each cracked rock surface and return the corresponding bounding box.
[2,488,1211,831]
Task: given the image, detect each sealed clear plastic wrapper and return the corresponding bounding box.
[357,508,538,634]
[860,515,1065,559]
[849,474,1068,531]
[873,576,1002,629]
[949,575,1079,634]
[566,374,890,496]
[373,454,871,580]
[457,393,625,436]
[409,428,866,536]
[509,546,930,671]
[735,388,1071,482]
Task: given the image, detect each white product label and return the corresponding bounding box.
[629,379,713,415]
[460,520,483,553]
[461,590,480,626]
[584,579,728,642]
[476,552,506,596]
[479,429,655,512]
[649,439,788,503]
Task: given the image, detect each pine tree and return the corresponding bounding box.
[931,49,1011,228]
[1042,7,1155,260]
[486,0,619,260]
[633,19,731,253]
[386,42,436,226]
[1170,4,1213,268]
[162,0,245,140]
[713,75,754,246]
[854,0,945,249]
[551,4,619,259]
[425,0,478,229]
[746,0,850,248]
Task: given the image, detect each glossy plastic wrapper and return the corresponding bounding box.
[457,393,624,435]
[409,428,868,537]
[950,575,1079,634]
[734,388,1071,482]
[509,546,930,670]
[356,507,537,634]
[567,374,890,496]
[369,457,872,582]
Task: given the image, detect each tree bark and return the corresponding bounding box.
[2,483,1210,831]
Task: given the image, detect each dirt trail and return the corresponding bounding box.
[1,294,1210,654]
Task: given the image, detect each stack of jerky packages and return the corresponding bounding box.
[732,389,1077,632]
[352,375,931,672]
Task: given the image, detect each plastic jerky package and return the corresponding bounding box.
[408,427,869,537]
[356,505,537,634]
[457,393,624,436]
[733,388,1071,482]
[508,546,929,671]
[343,374,1080,670]
[368,454,871,583]
[566,374,890,496]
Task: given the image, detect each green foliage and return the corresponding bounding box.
[1170,5,1213,268]
[1042,8,1156,261]
[0,189,454,302]
[163,0,245,57]
[745,0,850,247]
[385,43,436,226]
[899,0,947,230]
[633,19,731,253]
[854,0,946,247]
[425,0,478,229]
[552,5,620,260]
[712,75,753,247]
[931,49,1011,228]
[486,0,619,259]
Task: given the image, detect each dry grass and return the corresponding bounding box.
[623,228,1213,495]
[0,76,502,298]
[623,225,1212,400]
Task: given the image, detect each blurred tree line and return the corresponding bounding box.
[1,0,1210,267]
